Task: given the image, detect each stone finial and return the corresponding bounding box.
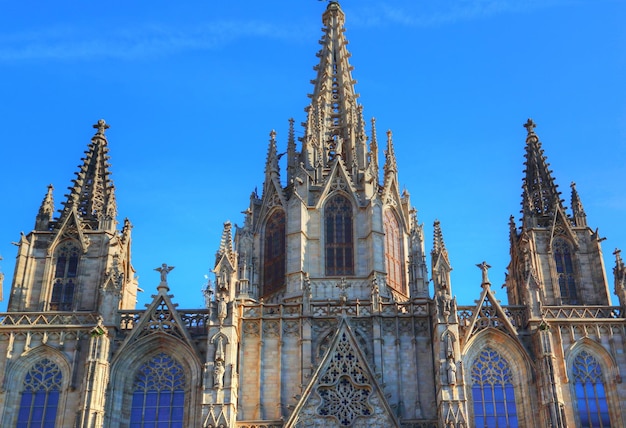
[93,119,110,136]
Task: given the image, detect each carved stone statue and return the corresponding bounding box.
[217,297,227,324]
[155,263,174,284]
[214,361,225,389]
[446,359,457,385]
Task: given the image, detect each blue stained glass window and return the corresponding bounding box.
[17,358,62,428]
[129,353,186,428]
[572,351,611,427]
[471,347,519,428]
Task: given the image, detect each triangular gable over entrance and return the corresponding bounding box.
[116,288,196,352]
[285,318,399,428]
[463,282,519,345]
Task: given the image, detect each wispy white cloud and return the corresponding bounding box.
[349,0,571,28]
[0,20,302,62]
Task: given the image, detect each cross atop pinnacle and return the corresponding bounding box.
[523,118,536,136]
[93,119,110,136]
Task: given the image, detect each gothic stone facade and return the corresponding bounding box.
[2,3,626,427]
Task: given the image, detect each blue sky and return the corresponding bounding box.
[1,0,625,310]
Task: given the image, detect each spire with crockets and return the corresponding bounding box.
[520,118,563,228]
[57,119,117,231]
[300,1,368,182]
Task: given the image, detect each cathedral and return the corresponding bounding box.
[2,2,626,427]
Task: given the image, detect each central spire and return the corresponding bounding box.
[520,119,563,228]
[301,1,368,180]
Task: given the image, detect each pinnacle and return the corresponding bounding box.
[520,119,563,223]
[58,120,117,229]
[432,220,448,258]
[35,184,55,230]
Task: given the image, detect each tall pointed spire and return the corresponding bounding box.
[264,130,279,177]
[216,221,235,266]
[59,119,117,230]
[383,129,398,177]
[432,220,450,263]
[570,181,587,227]
[301,1,367,179]
[521,119,563,228]
[35,184,55,231]
[286,118,297,185]
[369,117,380,183]
[431,221,452,287]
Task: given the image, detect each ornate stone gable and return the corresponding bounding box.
[285,319,398,428]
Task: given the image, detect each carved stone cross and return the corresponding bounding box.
[93,119,110,136]
[523,118,536,135]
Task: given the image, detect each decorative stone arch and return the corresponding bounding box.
[322,191,356,276]
[261,207,286,297]
[1,345,72,427]
[105,333,202,428]
[564,338,623,426]
[463,328,537,427]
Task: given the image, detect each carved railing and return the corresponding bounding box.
[0,312,100,328]
[241,300,431,319]
[542,306,622,320]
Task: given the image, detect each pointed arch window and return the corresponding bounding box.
[50,243,80,310]
[17,358,62,428]
[130,353,185,428]
[325,194,354,276]
[572,351,611,427]
[383,209,405,294]
[471,347,519,428]
[263,210,286,296]
[553,238,578,304]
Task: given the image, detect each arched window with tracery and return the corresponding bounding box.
[263,210,286,296]
[553,238,578,304]
[129,353,185,428]
[16,358,62,427]
[572,351,611,427]
[325,195,354,276]
[470,347,519,428]
[383,209,405,294]
[50,243,80,310]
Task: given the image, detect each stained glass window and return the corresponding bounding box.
[50,244,79,310]
[263,210,286,296]
[325,195,354,276]
[471,347,519,428]
[572,351,611,427]
[553,239,578,304]
[130,353,185,428]
[17,358,62,428]
[383,209,405,294]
